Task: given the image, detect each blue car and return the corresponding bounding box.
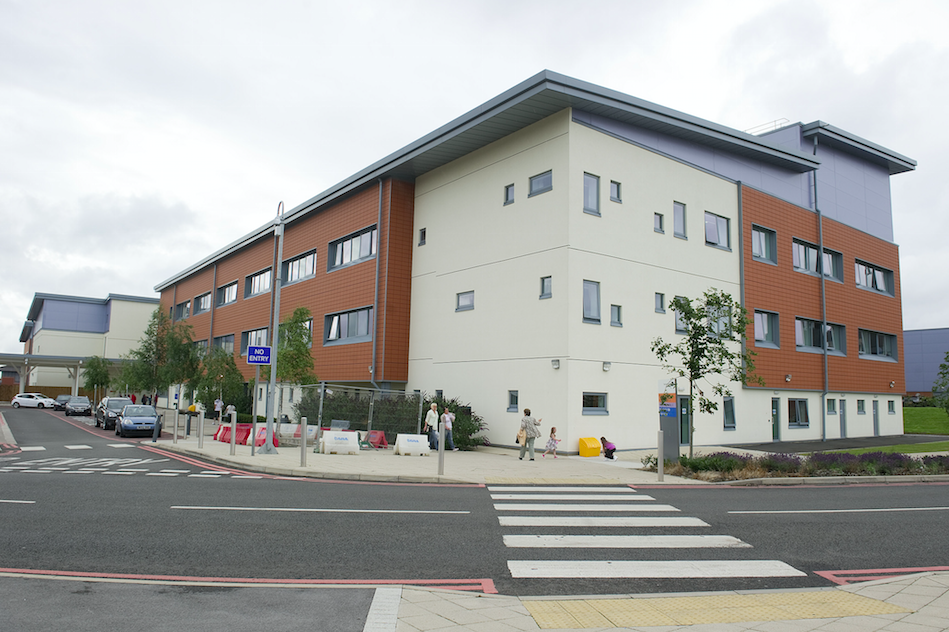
[115,405,160,438]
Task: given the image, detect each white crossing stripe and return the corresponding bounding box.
[201,471,229,474]
[64,445,93,450]
[487,486,637,493]
[508,560,806,578]
[103,471,135,475]
[146,473,179,477]
[502,535,751,548]
[63,471,94,475]
[107,444,135,448]
[20,470,52,473]
[491,494,654,501]
[499,516,708,527]
[231,475,262,479]
[189,474,221,478]
[160,470,191,473]
[494,503,678,512]
[19,447,45,452]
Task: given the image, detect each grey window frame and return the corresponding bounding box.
[857,399,866,414]
[610,304,622,327]
[754,310,780,349]
[795,317,846,356]
[503,184,515,206]
[788,398,809,427]
[792,239,842,281]
[456,290,474,312]
[673,202,687,239]
[827,399,837,415]
[507,390,519,413]
[582,392,608,415]
[654,212,664,233]
[216,281,238,307]
[858,328,897,361]
[539,276,552,299]
[328,226,378,271]
[583,172,600,216]
[704,211,730,250]
[610,180,621,203]
[324,306,374,346]
[193,293,211,315]
[418,227,426,246]
[244,268,272,298]
[855,260,894,296]
[655,292,665,313]
[174,300,190,320]
[723,396,736,429]
[674,296,687,334]
[528,170,553,197]
[240,327,269,356]
[751,225,777,265]
[213,334,234,355]
[888,400,896,414]
[582,280,600,324]
[282,250,316,286]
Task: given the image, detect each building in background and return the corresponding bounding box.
[155,71,915,450]
[904,328,949,398]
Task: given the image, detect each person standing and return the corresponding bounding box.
[214,397,224,421]
[519,408,542,461]
[441,406,457,451]
[424,403,439,450]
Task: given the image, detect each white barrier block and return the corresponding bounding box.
[394,434,430,456]
[319,431,359,455]
[277,423,297,438]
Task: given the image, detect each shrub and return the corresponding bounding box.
[755,453,803,474]
[679,452,751,472]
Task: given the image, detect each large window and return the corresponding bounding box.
[795,318,846,355]
[754,310,779,348]
[793,239,843,281]
[193,293,211,315]
[529,170,552,197]
[582,392,608,415]
[216,281,237,307]
[329,227,377,271]
[582,280,600,324]
[858,329,897,361]
[673,202,686,238]
[583,173,600,216]
[704,212,730,249]
[325,307,374,345]
[283,251,316,285]
[174,300,190,320]
[751,225,777,264]
[240,327,269,355]
[245,268,272,298]
[788,399,809,427]
[855,260,894,296]
[213,334,234,355]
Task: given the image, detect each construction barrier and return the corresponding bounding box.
[214,423,279,447]
[319,431,359,455]
[394,434,430,456]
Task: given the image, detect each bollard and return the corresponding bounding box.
[229,410,237,456]
[300,417,307,467]
[152,414,162,442]
[437,419,445,476]
[657,430,664,482]
[186,412,192,437]
[173,410,179,444]
[198,411,205,449]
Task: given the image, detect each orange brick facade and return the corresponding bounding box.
[742,185,905,395]
[159,178,415,386]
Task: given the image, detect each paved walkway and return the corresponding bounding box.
[145,433,949,631]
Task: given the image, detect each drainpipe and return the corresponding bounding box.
[370,178,383,389]
[814,134,829,442]
[209,263,217,350]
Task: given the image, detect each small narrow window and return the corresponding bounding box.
[888,400,896,414]
[857,400,866,414]
[456,291,474,312]
[503,184,515,205]
[610,181,621,203]
[435,389,443,400]
[508,390,519,412]
[723,397,735,429]
[654,213,664,233]
[610,304,622,327]
[418,228,426,246]
[674,296,687,334]
[539,276,552,299]
[827,399,837,414]
[582,280,600,324]
[751,225,777,264]
[529,170,553,197]
[673,202,686,238]
[704,212,730,249]
[583,173,600,216]
[655,293,665,313]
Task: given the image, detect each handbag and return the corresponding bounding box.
[516,428,526,445]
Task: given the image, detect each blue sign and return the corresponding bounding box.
[247,346,272,365]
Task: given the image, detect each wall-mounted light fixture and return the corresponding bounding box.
[785,374,792,382]
[889,381,895,388]
[602,362,611,372]
[551,359,560,370]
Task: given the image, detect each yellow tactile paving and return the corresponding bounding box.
[524,591,912,628]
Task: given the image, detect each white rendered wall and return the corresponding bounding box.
[104,300,157,358]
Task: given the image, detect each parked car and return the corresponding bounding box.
[53,395,73,411]
[95,397,133,430]
[11,393,58,409]
[65,396,92,416]
[115,405,159,437]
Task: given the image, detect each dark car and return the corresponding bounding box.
[115,405,159,437]
[53,395,72,411]
[65,396,92,416]
[95,397,133,430]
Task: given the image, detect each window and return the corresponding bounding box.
[858,329,897,361]
[723,397,735,429]
[508,390,518,412]
[704,212,730,249]
[240,327,269,355]
[540,276,552,299]
[245,269,272,298]
[673,202,686,238]
[793,239,842,280]
[582,280,600,324]
[503,184,514,205]
[888,400,896,414]
[795,318,846,355]
[855,260,894,296]
[582,392,608,415]
[418,228,426,246]
[456,291,474,312]
[216,282,237,307]
[213,334,234,355]
[329,227,378,270]
[654,213,664,233]
[788,399,809,427]
[827,399,837,415]
[174,300,190,320]
[822,249,843,282]
[708,306,731,338]
[610,181,621,203]
[610,304,622,327]
[283,251,316,285]
[325,307,374,345]
[583,173,600,216]
[674,296,687,334]
[435,389,443,400]
[857,399,866,414]
[529,170,552,197]
[193,293,211,315]
[754,311,779,348]
[193,339,208,356]
[655,293,665,313]
[751,225,777,264]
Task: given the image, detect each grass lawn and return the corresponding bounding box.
[833,441,949,455]
[903,407,949,434]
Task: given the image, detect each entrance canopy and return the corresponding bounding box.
[0,353,120,396]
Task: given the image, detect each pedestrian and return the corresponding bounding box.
[214,396,224,421]
[600,436,617,460]
[424,403,439,450]
[542,427,560,459]
[441,406,457,451]
[224,403,236,419]
[130,393,137,404]
[519,408,542,461]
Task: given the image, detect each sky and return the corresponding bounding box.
[2,0,947,353]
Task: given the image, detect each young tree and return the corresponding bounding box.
[932,351,949,418]
[116,308,200,405]
[192,347,246,413]
[265,307,318,386]
[82,355,113,404]
[650,288,762,458]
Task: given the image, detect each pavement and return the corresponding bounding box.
[141,428,949,631]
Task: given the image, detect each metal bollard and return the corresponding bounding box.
[300,417,307,467]
[198,411,205,449]
[437,420,445,476]
[152,414,162,442]
[229,410,237,456]
[186,412,192,437]
[173,410,179,444]
[657,430,664,482]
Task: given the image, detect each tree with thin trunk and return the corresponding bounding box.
[115,308,200,405]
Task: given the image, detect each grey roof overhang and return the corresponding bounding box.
[802,121,916,175]
[25,292,158,322]
[156,70,824,291]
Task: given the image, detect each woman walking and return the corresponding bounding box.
[519,408,542,461]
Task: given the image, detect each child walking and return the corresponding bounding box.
[542,427,560,458]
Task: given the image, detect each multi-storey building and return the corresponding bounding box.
[155,71,915,451]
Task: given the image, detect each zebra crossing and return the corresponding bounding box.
[0,448,262,479]
[490,484,805,580]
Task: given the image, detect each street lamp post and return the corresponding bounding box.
[261,201,284,455]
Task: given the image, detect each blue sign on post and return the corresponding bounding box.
[247,346,272,365]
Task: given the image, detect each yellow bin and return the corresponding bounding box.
[578,437,601,457]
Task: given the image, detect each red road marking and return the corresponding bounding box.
[0,567,497,593]
[816,566,949,585]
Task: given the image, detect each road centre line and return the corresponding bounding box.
[494,503,679,512]
[507,560,806,578]
[490,494,654,501]
[171,506,470,515]
[0,499,35,504]
[730,506,949,515]
[502,535,751,548]
[499,516,708,527]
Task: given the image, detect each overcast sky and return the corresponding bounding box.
[2,0,946,353]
